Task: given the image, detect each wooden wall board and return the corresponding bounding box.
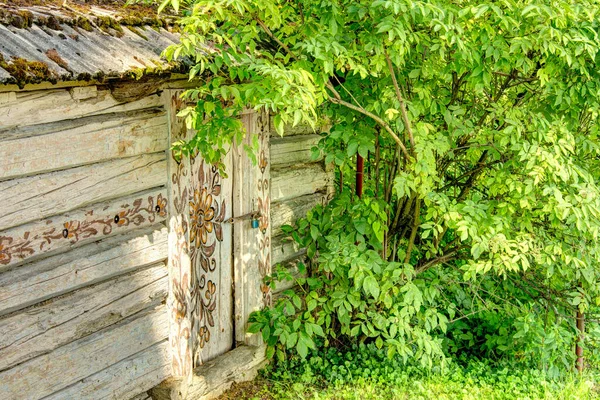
[0,153,167,231]
[0,226,167,316]
[0,263,167,371]
[0,87,162,130]
[233,110,271,346]
[0,188,167,269]
[0,305,168,400]
[269,134,322,168]
[45,340,170,400]
[0,111,167,181]
[270,163,332,203]
[270,192,329,237]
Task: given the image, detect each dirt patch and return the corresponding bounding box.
[216,378,275,400]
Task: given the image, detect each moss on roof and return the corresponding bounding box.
[0,1,185,87]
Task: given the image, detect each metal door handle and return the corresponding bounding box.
[224,211,260,224]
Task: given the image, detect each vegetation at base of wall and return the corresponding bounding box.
[219,344,600,399]
[159,0,600,376]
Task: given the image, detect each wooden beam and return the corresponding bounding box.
[270,134,322,168]
[0,188,167,269]
[0,227,167,316]
[0,153,167,231]
[45,341,170,400]
[0,263,167,371]
[150,345,267,400]
[271,163,332,203]
[271,192,328,237]
[0,305,168,400]
[0,110,167,181]
[272,234,304,266]
[0,87,162,129]
[233,110,271,346]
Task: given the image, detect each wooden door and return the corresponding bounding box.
[166,91,234,376]
[165,91,271,379]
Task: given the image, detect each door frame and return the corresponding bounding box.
[164,89,271,378]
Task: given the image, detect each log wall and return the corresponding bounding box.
[0,82,333,400]
[269,119,334,297]
[0,84,170,400]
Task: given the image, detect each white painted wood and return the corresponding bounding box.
[0,264,167,371]
[0,305,168,400]
[270,134,322,168]
[190,151,234,365]
[165,89,234,377]
[0,87,162,129]
[44,341,169,400]
[270,163,332,203]
[271,192,329,237]
[233,110,271,345]
[0,188,167,269]
[0,91,16,106]
[151,345,267,400]
[0,227,167,316]
[0,111,167,181]
[0,153,167,231]
[70,85,98,101]
[166,90,194,378]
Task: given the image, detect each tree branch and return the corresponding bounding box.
[404,197,421,264]
[329,96,410,159]
[385,49,415,152]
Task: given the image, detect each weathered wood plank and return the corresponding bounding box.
[0,264,167,371]
[271,163,333,203]
[270,134,322,168]
[46,340,170,400]
[0,226,168,316]
[272,234,304,266]
[151,345,267,400]
[0,111,167,181]
[0,107,163,141]
[271,192,328,237]
[0,188,167,269]
[0,153,166,232]
[0,305,168,400]
[166,89,234,376]
[0,87,162,130]
[233,110,271,346]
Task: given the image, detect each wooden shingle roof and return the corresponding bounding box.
[0,1,182,87]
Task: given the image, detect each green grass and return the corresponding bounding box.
[219,346,600,400]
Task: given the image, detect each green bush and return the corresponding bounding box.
[251,344,600,400]
[249,192,452,368]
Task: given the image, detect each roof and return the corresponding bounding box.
[0,1,183,87]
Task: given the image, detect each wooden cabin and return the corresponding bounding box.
[0,2,333,399]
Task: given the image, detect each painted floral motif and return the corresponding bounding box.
[168,110,227,374]
[256,110,272,307]
[0,194,166,267]
[189,188,215,246]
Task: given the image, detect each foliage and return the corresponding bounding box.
[221,344,600,399]
[249,192,448,368]
[153,0,600,371]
